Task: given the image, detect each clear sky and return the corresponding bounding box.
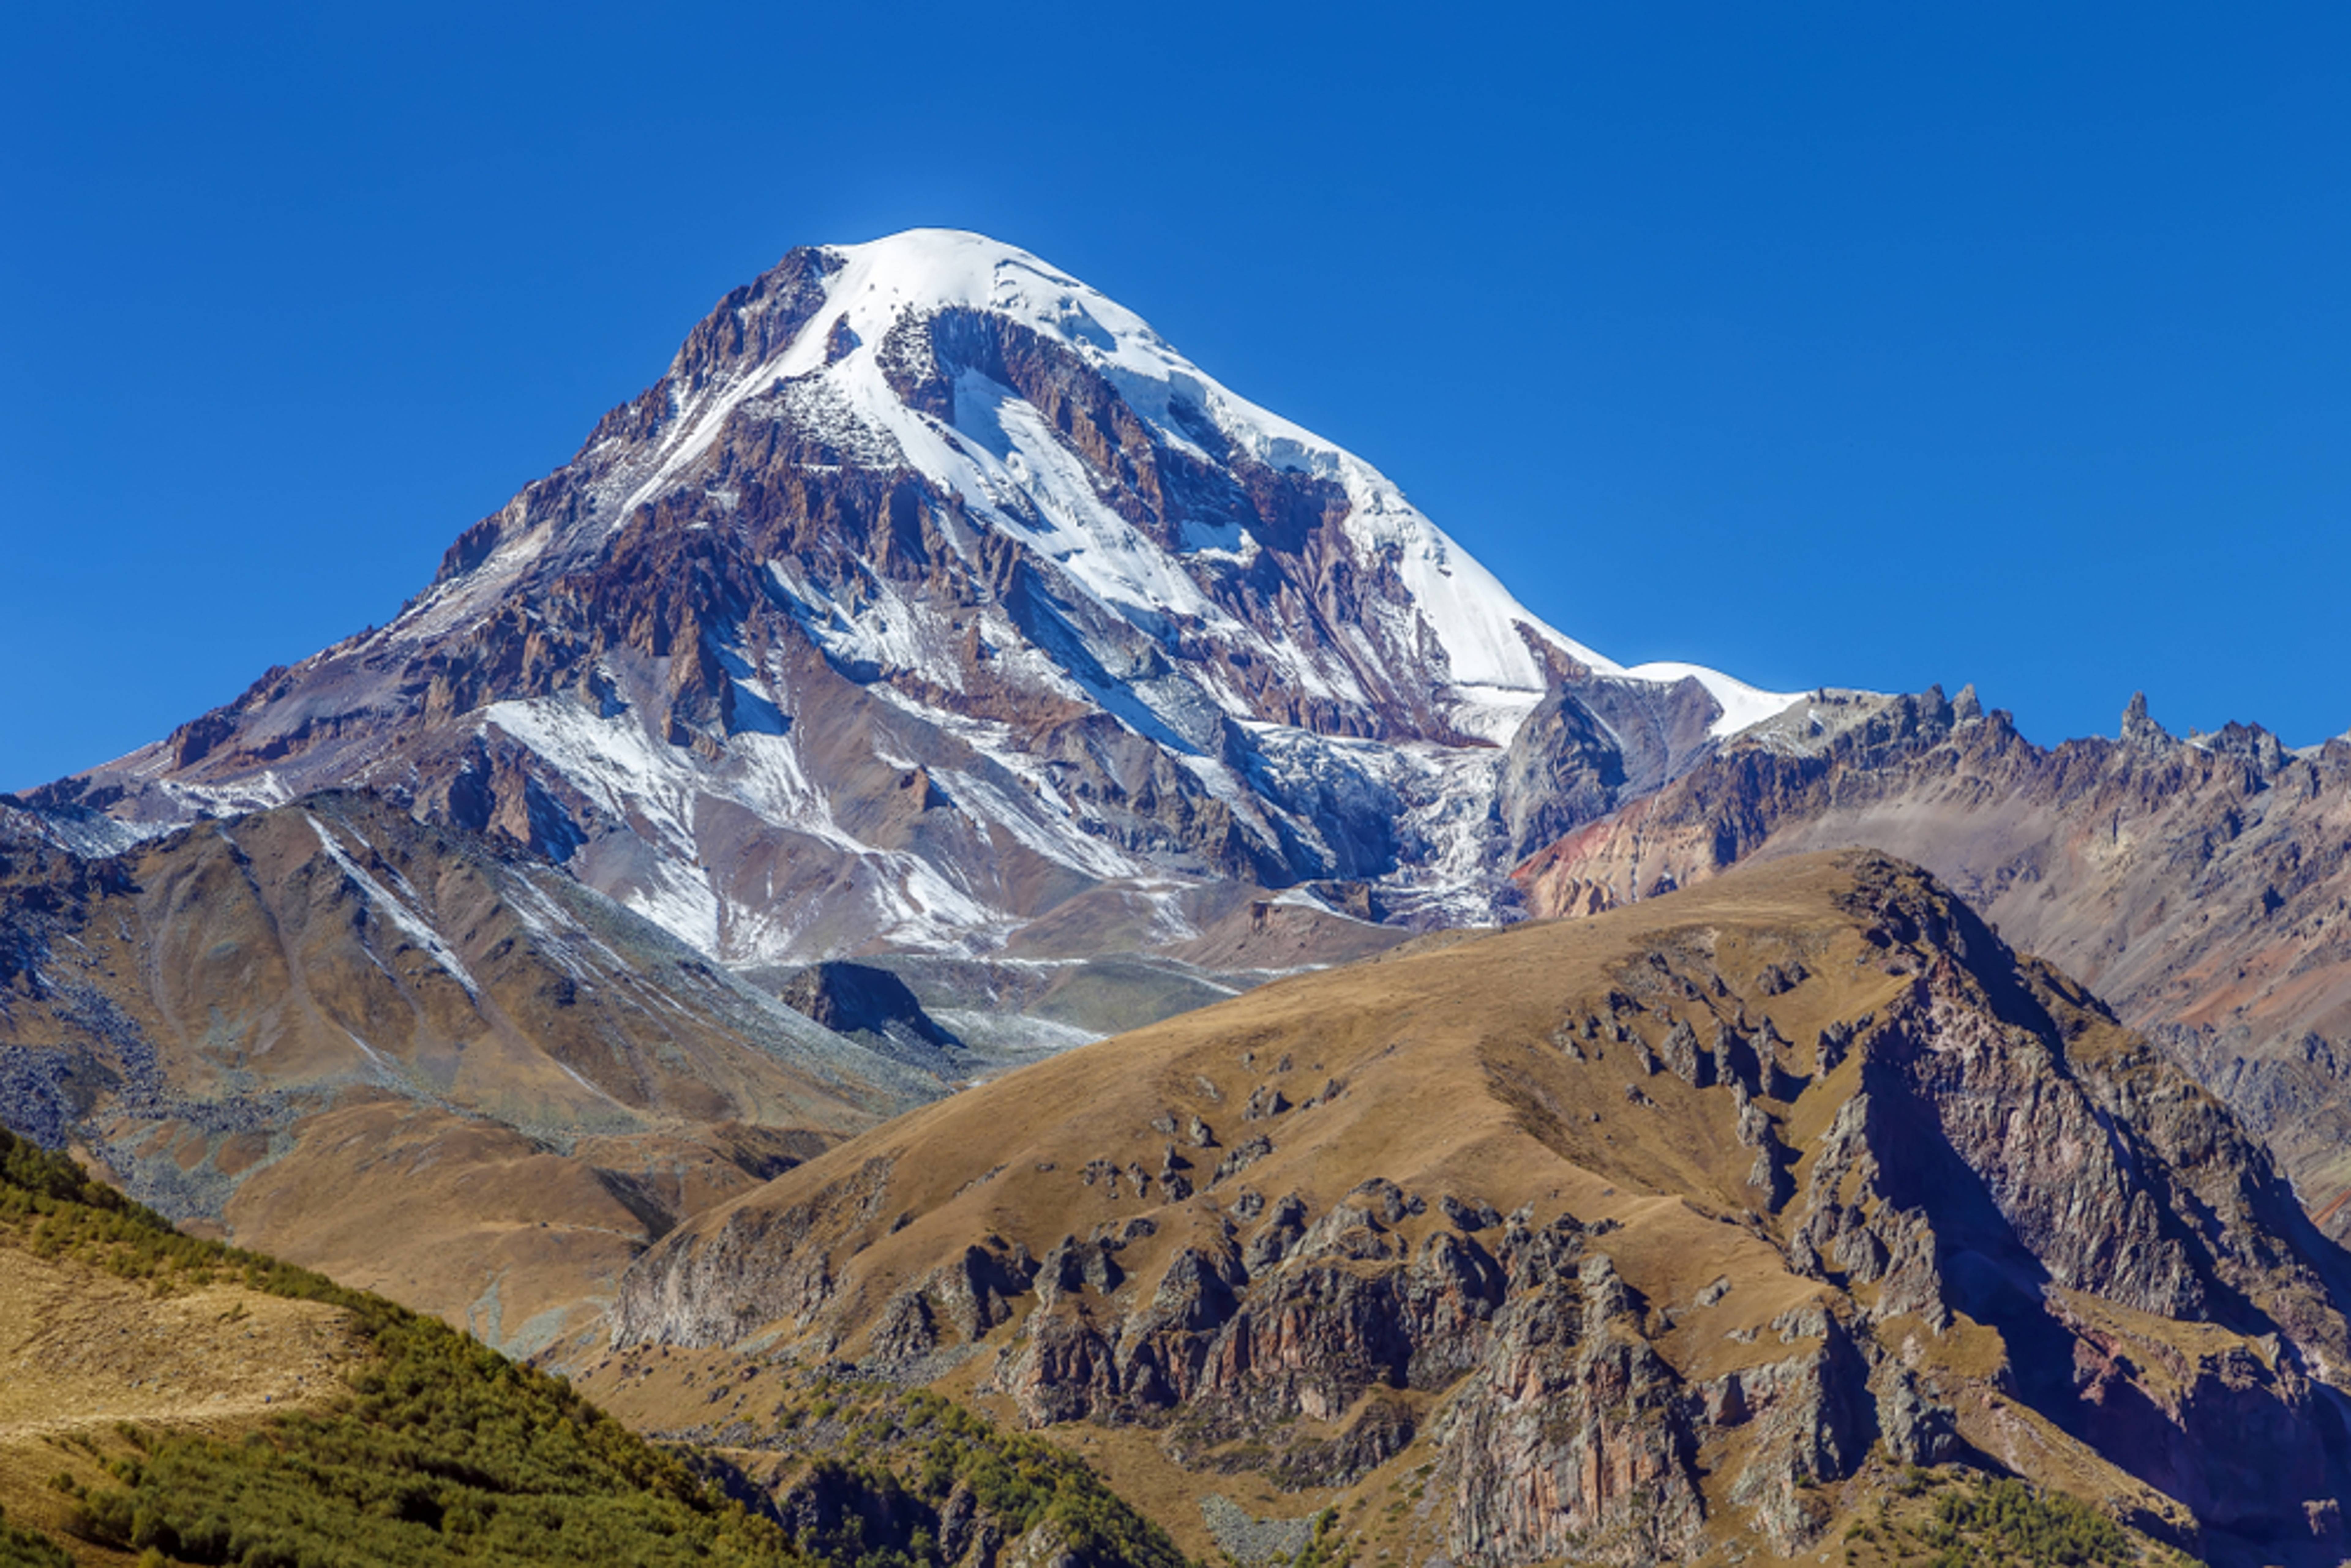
[4,3,2347,790]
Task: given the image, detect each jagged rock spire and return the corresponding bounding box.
[2121,690,2174,751]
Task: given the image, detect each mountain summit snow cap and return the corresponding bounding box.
[734,229,1609,708]
[417,226,1789,744]
[625,229,1779,732]
[819,231,1798,730]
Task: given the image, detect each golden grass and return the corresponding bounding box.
[0,1231,364,1565]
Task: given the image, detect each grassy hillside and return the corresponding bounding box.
[1,1125,803,1566]
[1,849,2233,1568]
[597,851,2297,1564]
[0,1125,1196,1568]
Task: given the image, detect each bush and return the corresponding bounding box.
[0,1508,74,1568]
[1914,1478,2142,1568]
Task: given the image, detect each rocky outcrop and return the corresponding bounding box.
[1516,688,2351,1249]
[981,1203,1867,1566]
[772,961,961,1059]
[1432,1251,1709,1564]
[609,1155,898,1349]
[1492,672,1728,861]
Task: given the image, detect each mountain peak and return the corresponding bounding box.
[814,229,1169,369]
[521,226,1630,712]
[44,230,1803,963]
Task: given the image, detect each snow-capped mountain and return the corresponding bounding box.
[32,230,1797,962]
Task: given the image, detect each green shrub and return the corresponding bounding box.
[1905,1477,2143,1568]
[0,1128,1198,1568]
[0,1507,74,1568]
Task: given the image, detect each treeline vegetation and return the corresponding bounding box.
[4,1127,800,1566]
[1,1128,1197,1568]
[1844,1471,2188,1568]
[1919,1480,2153,1568]
[762,1384,1189,1568]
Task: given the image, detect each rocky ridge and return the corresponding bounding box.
[588,851,2351,1566]
[1515,686,2351,1239]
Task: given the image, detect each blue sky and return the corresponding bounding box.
[4,3,2347,790]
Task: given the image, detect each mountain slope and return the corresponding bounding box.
[20,1113,2092,1568]
[0,791,949,1350]
[28,230,1795,965]
[1514,687,2351,1237]
[0,1124,796,1567]
[0,1125,1186,1568]
[594,850,2351,1566]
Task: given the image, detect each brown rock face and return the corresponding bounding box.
[602,851,2351,1566]
[1513,687,2351,1241]
[1492,672,1727,861]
